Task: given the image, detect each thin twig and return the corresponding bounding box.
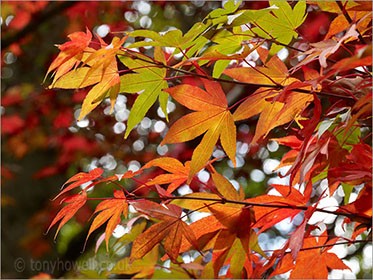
[299,239,371,252]
[236,23,369,77]
[336,1,367,45]
[127,195,372,224]
[117,52,356,101]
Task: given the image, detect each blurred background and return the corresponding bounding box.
[1,1,371,279]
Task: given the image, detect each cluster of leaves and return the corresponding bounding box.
[42,1,372,279]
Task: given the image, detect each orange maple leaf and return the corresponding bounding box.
[170,173,265,277]
[224,54,314,144]
[175,202,264,278]
[140,157,190,194]
[49,35,127,120]
[271,232,351,279]
[47,192,87,239]
[54,168,103,199]
[247,183,312,234]
[86,189,128,251]
[162,77,236,183]
[45,28,92,82]
[129,200,199,262]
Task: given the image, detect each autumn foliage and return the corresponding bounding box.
[6,1,372,279]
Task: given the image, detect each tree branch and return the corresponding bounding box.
[128,195,372,225]
[336,1,367,45]
[298,239,371,252]
[118,51,356,101]
[2,1,77,49]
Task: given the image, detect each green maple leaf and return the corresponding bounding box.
[254,1,307,55]
[119,48,168,138]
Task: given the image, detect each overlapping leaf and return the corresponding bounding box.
[129,200,199,262]
[140,157,190,194]
[271,232,350,279]
[47,192,87,239]
[224,48,290,85]
[310,1,372,39]
[54,168,103,199]
[202,27,247,78]
[49,36,126,120]
[86,189,128,250]
[247,184,312,234]
[162,77,236,182]
[45,28,92,82]
[174,199,264,277]
[169,172,265,277]
[209,166,243,201]
[224,54,314,144]
[296,24,359,69]
[252,1,307,54]
[128,22,208,52]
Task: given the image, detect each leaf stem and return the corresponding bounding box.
[98,175,132,196]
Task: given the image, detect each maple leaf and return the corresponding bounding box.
[128,21,209,60]
[51,58,121,120]
[170,203,263,278]
[310,0,372,39]
[129,200,199,262]
[50,36,126,120]
[162,77,236,183]
[271,232,351,279]
[252,0,307,55]
[329,44,372,75]
[297,24,359,69]
[224,48,290,85]
[337,185,372,220]
[54,168,103,199]
[247,184,312,234]
[140,157,190,194]
[209,165,244,201]
[325,11,371,40]
[45,28,92,82]
[120,47,168,138]
[224,54,314,144]
[170,177,265,277]
[203,203,265,277]
[201,27,254,78]
[271,95,322,186]
[47,192,87,239]
[86,189,128,251]
[309,1,363,13]
[343,92,372,138]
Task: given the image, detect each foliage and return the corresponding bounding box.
[2,1,372,279]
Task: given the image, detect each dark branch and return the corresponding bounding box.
[299,239,371,252]
[336,1,367,45]
[119,52,356,101]
[128,195,372,225]
[2,1,77,49]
